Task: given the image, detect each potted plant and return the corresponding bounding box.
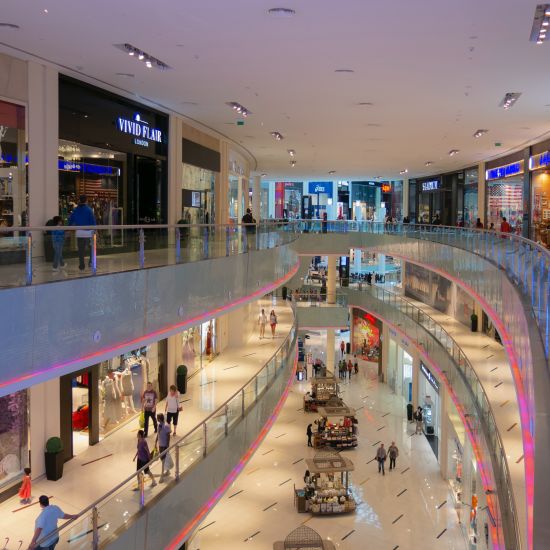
[45,437,64,481]
[470,312,478,333]
[176,365,188,394]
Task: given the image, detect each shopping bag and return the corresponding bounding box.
[139,411,145,429]
[164,451,174,470]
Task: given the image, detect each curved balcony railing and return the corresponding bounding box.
[344,286,521,549]
[37,317,298,549]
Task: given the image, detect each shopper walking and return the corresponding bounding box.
[340,340,346,358]
[165,385,181,436]
[376,443,387,475]
[388,442,399,470]
[414,406,423,435]
[475,218,484,229]
[258,308,267,339]
[241,208,256,249]
[133,430,157,488]
[307,423,313,447]
[141,382,158,437]
[51,216,65,272]
[18,467,32,504]
[156,413,172,480]
[28,495,78,550]
[68,195,96,271]
[269,309,278,338]
[347,359,353,380]
[353,356,359,374]
[500,216,512,234]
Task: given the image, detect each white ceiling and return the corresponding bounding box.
[0,0,549,180]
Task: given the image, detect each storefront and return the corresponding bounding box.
[58,76,169,226]
[0,99,26,231]
[463,167,478,227]
[180,137,220,225]
[0,390,29,494]
[386,331,413,404]
[529,148,550,247]
[418,361,440,457]
[59,340,167,461]
[416,177,444,224]
[228,150,249,221]
[274,182,303,219]
[307,182,334,219]
[485,158,524,233]
[350,181,380,221]
[351,309,381,362]
[336,181,350,220]
[179,318,218,375]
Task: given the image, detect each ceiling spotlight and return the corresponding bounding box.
[328,170,336,175]
[538,39,544,44]
[145,60,152,68]
[335,68,355,73]
[287,149,295,157]
[261,173,267,177]
[138,53,144,60]
[226,102,251,117]
[544,19,550,26]
[128,50,135,56]
[531,6,550,42]
[500,92,521,109]
[267,7,296,17]
[449,149,460,156]
[425,161,434,167]
[473,129,488,138]
[290,160,296,167]
[399,169,408,175]
[118,43,171,70]
[271,131,284,140]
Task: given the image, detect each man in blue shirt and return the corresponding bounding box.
[68,195,96,271]
[156,413,171,481]
[28,495,77,549]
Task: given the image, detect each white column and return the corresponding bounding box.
[412,357,420,409]
[402,177,409,218]
[30,379,60,477]
[327,254,337,304]
[167,334,179,388]
[439,388,449,476]
[326,329,335,379]
[478,161,486,225]
[252,175,261,221]
[217,141,229,225]
[353,248,361,274]
[168,116,183,227]
[27,61,58,256]
[268,181,275,218]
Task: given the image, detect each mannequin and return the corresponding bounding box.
[121,361,137,414]
[101,371,119,429]
[205,323,213,357]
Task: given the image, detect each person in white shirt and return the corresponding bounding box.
[258,308,267,339]
[28,495,77,549]
[165,384,181,436]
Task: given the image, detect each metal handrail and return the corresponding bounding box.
[349,284,520,548]
[37,311,298,548]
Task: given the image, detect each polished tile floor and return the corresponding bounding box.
[193,335,467,550]
[0,298,293,549]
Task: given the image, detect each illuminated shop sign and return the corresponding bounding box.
[116,113,162,147]
[58,160,121,177]
[420,362,440,393]
[485,161,524,181]
[381,183,392,193]
[421,179,441,192]
[308,182,333,195]
[529,151,550,171]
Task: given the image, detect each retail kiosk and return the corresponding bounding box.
[273,525,336,550]
[295,451,356,515]
[304,378,341,412]
[315,405,358,449]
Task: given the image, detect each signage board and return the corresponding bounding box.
[420,362,440,393]
[116,113,163,148]
[421,180,441,192]
[308,181,332,195]
[529,151,550,171]
[381,183,392,193]
[58,160,121,177]
[485,161,524,181]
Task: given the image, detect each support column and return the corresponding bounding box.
[252,175,261,221]
[327,254,337,304]
[353,248,361,274]
[412,357,420,410]
[439,387,449,477]
[326,329,335,379]
[168,116,183,227]
[217,141,229,225]
[27,61,58,256]
[167,334,179,388]
[402,177,409,218]
[478,162,486,226]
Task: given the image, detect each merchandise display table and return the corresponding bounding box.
[273,525,336,549]
[316,405,358,449]
[303,378,341,412]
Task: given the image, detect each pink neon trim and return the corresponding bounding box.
[166,350,298,549]
[0,262,300,392]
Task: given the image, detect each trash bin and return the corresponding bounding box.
[176,365,188,394]
[346,342,351,355]
[406,403,413,422]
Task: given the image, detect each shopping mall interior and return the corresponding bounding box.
[0,1,549,549]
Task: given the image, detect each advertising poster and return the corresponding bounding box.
[352,309,380,361]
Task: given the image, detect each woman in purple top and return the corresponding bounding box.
[133,430,157,487]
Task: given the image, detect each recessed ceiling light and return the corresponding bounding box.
[0,23,20,29]
[500,92,521,109]
[473,129,488,138]
[268,7,296,17]
[328,170,336,175]
[226,101,251,117]
[335,68,354,73]
[287,149,295,157]
[115,73,135,78]
[399,169,408,175]
[290,160,296,167]
[43,9,48,14]
[425,161,434,166]
[270,131,284,140]
[531,5,550,42]
[449,149,460,156]
[357,102,373,106]
[261,173,267,177]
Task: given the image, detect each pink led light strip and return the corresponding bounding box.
[166,350,298,549]
[0,262,300,392]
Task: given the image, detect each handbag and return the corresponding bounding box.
[164,451,174,470]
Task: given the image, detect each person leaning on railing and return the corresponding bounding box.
[68,195,96,271]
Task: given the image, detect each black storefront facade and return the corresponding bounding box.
[58,76,169,227]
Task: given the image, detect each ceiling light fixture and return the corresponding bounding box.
[500,92,522,109]
[0,23,20,29]
[335,68,355,73]
[530,5,550,43]
[271,131,284,141]
[425,161,434,167]
[267,7,296,17]
[399,169,408,175]
[287,149,295,157]
[473,129,489,138]
[261,173,267,177]
[117,43,170,70]
[328,170,336,175]
[290,160,296,167]
[226,102,251,117]
[449,149,460,156]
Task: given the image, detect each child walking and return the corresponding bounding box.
[18,467,32,504]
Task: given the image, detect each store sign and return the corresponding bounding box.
[308,182,332,195]
[420,363,440,393]
[116,113,162,147]
[381,183,392,193]
[58,160,121,177]
[485,161,524,181]
[421,179,441,192]
[529,151,550,171]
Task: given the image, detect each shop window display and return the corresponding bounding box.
[531,170,550,247]
[463,168,478,227]
[98,344,159,437]
[351,310,380,361]
[181,163,215,225]
[487,177,523,233]
[180,320,217,375]
[0,390,28,491]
